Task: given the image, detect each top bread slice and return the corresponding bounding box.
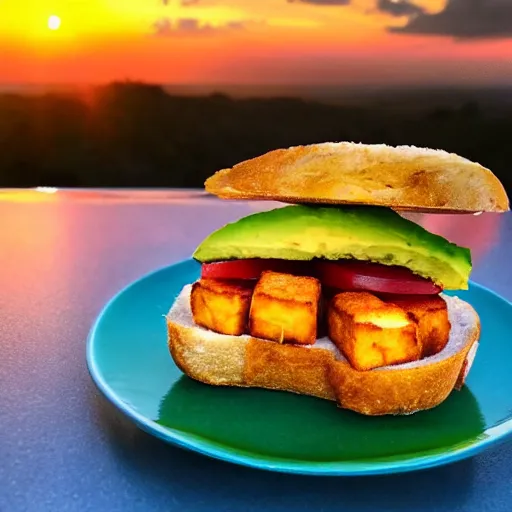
[166,284,481,416]
[205,142,509,213]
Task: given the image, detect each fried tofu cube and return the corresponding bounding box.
[249,271,321,345]
[190,279,253,336]
[328,292,421,371]
[384,295,451,358]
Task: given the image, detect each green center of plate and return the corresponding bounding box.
[157,377,485,462]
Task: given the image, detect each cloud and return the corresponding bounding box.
[153,17,248,37]
[390,0,512,39]
[224,20,247,30]
[377,0,424,17]
[176,18,213,32]
[287,0,351,5]
[160,0,199,5]
[154,18,172,35]
[153,18,213,36]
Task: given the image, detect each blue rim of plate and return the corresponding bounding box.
[86,259,512,476]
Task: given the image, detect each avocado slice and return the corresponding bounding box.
[193,205,471,290]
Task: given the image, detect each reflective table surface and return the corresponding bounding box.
[1,188,511,512]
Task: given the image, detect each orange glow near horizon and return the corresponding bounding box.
[2,0,512,86]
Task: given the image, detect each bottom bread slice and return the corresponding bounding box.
[166,284,481,416]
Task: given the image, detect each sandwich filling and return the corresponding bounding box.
[189,204,472,372]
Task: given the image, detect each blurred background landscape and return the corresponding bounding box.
[1,0,511,194]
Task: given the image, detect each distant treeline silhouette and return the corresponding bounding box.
[0,81,510,195]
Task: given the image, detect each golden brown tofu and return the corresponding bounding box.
[384,295,451,358]
[249,271,321,345]
[190,279,253,336]
[328,292,421,371]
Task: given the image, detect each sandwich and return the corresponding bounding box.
[165,142,509,416]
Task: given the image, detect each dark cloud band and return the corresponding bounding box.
[377,0,424,18]
[390,0,512,39]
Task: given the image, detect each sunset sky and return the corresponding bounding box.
[2,0,512,86]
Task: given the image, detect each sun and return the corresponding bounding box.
[48,15,61,31]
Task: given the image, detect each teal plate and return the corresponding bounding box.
[86,259,512,476]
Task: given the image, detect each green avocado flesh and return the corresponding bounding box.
[193,205,472,290]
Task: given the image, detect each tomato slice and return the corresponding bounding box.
[201,258,442,295]
[315,260,441,295]
[201,259,307,280]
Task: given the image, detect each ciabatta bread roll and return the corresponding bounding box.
[205,142,509,213]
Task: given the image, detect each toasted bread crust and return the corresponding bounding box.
[328,339,478,415]
[166,285,481,415]
[244,340,337,401]
[205,142,509,213]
